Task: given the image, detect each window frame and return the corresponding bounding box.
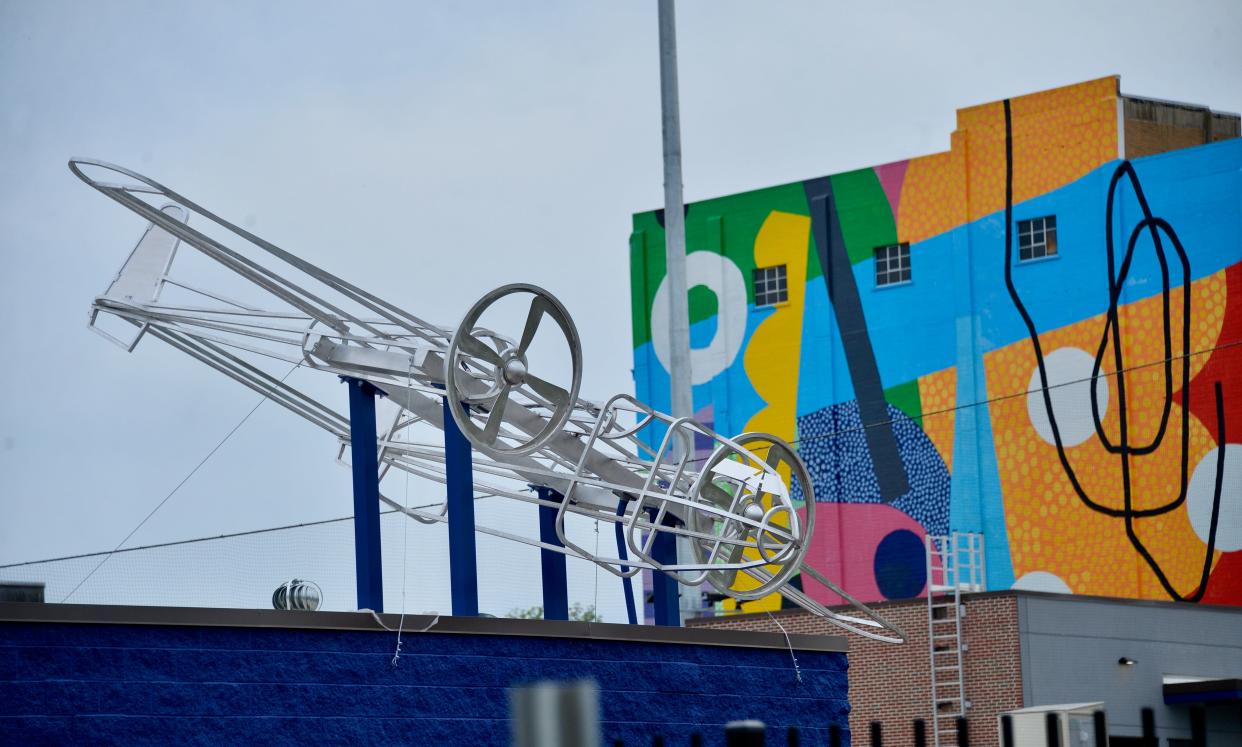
[1017,214,1059,263]
[752,264,789,308]
[874,242,912,289]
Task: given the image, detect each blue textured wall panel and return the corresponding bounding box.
[0,622,849,746]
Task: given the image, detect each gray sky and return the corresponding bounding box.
[2,1,1239,613]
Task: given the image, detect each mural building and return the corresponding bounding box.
[629,77,1242,616]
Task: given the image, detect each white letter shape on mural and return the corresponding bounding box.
[652,251,747,385]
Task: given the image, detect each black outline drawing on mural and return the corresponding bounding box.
[1000,98,1227,602]
[803,176,911,501]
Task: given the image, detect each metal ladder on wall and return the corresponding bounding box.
[925,532,985,747]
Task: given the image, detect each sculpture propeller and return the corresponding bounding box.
[73,158,905,643]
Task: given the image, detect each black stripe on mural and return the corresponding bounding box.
[1000,98,1227,602]
[803,176,910,501]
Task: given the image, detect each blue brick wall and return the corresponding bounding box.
[0,621,849,746]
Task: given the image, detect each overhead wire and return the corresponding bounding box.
[60,362,302,602]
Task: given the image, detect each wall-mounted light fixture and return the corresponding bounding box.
[1118,657,1137,666]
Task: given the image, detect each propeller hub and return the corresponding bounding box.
[502,356,528,385]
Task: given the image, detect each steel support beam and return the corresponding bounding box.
[535,487,569,621]
[443,396,479,616]
[651,511,680,627]
[343,377,384,612]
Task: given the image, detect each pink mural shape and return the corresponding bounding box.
[874,160,910,225]
[798,502,929,605]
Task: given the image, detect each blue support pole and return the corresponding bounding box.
[343,377,384,612]
[535,487,569,621]
[615,500,638,626]
[651,511,680,627]
[442,396,479,617]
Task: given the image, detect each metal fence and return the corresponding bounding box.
[604,705,1214,746]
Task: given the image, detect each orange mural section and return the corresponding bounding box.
[896,147,964,246]
[898,77,1120,245]
[918,367,958,472]
[985,268,1228,600]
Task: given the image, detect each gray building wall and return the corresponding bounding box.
[1017,593,1242,744]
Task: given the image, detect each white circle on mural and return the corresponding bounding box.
[1012,571,1072,594]
[1026,347,1109,447]
[651,251,748,386]
[1187,444,1242,552]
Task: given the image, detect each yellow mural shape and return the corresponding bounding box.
[720,210,810,614]
[986,269,1227,600]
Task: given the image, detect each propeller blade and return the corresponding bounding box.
[459,332,502,366]
[525,373,569,407]
[481,385,512,443]
[517,295,550,354]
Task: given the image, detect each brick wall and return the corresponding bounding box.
[1,618,848,746]
[691,591,1023,745]
[1123,96,1241,159]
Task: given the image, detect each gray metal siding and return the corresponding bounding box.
[1017,593,1242,744]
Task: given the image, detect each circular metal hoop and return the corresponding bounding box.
[444,283,582,457]
[688,432,815,601]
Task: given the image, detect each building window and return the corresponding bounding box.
[1018,215,1058,261]
[753,265,788,307]
[875,243,911,287]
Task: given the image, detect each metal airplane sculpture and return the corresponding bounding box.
[72,158,905,643]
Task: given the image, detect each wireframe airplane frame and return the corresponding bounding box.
[72,158,906,643]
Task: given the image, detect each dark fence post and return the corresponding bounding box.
[725,720,765,747]
[828,723,842,747]
[998,715,1018,740]
[1189,705,1206,747]
[690,733,703,747]
[956,716,970,747]
[1001,714,1015,747]
[1046,712,1061,747]
[1141,707,1156,747]
[913,719,926,747]
[869,721,882,747]
[1092,710,1107,747]
[787,726,800,747]
[652,736,664,747]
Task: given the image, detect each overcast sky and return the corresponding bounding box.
[2,1,1239,614]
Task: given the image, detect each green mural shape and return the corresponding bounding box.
[630,182,817,349]
[687,285,718,325]
[883,379,923,425]
[828,168,898,266]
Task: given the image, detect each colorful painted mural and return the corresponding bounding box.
[630,77,1242,613]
